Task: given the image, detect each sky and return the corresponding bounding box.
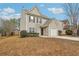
[0,3,68,20]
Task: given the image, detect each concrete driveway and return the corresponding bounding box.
[41,36,79,41]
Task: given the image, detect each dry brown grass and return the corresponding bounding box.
[0,36,79,56]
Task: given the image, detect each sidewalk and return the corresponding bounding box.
[40,36,79,41]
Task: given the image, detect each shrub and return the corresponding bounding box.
[10,32,15,36]
[65,29,73,35]
[33,33,39,37]
[58,30,62,35]
[0,29,2,33]
[1,31,6,36]
[0,29,6,36]
[27,33,39,37]
[20,30,27,38]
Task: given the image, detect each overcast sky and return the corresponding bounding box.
[0,3,68,20]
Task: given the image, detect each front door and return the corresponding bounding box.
[41,28,43,35]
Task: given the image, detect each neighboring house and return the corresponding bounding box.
[62,20,69,30]
[20,7,63,37]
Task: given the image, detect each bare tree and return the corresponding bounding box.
[64,3,79,29]
[2,19,16,36]
[64,3,79,36]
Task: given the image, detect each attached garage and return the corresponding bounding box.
[47,20,63,37]
[40,20,63,37]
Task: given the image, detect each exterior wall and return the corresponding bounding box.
[42,18,47,25]
[26,15,47,34]
[20,10,27,31]
[48,26,52,37]
[49,20,63,31]
[25,15,30,32]
[56,21,63,31]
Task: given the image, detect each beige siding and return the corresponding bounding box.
[49,20,63,30]
[20,11,26,31]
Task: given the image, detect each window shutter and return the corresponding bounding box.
[33,16,35,23]
[37,17,38,23]
[29,15,31,22]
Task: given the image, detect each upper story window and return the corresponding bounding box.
[33,17,35,23]
[37,17,39,23]
[30,16,33,20]
[29,15,35,23]
[29,15,33,22]
[29,15,42,24]
[37,17,42,24]
[39,18,42,23]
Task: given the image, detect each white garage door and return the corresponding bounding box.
[50,28,58,37]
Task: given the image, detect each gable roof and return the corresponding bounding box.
[29,7,41,16]
[41,19,63,28]
[23,7,51,19]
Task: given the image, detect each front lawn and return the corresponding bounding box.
[0,36,79,56]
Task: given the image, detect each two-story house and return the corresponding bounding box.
[20,7,63,37]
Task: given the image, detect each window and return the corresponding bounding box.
[29,16,34,23]
[37,17,39,23]
[29,27,32,33]
[29,27,35,33]
[32,28,35,33]
[30,16,33,20]
[39,18,42,23]
[36,17,42,23]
